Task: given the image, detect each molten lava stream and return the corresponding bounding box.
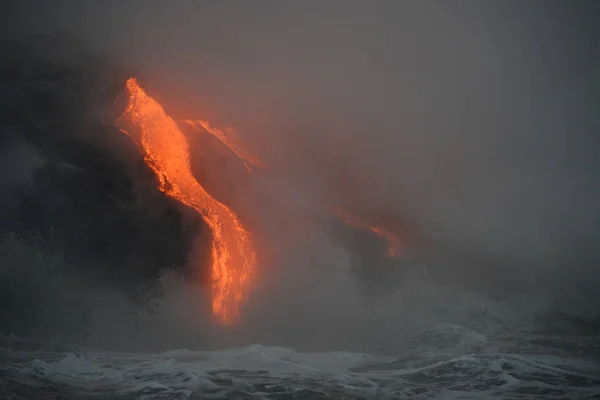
[333,208,403,257]
[117,78,255,325]
[183,119,267,171]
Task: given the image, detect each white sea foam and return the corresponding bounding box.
[2,332,599,399]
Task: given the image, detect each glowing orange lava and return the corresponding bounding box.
[333,208,403,257]
[117,78,255,325]
[184,119,267,171]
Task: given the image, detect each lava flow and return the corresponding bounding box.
[332,208,403,257]
[184,119,266,171]
[117,78,255,325]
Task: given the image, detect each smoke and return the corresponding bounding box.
[1,1,599,350]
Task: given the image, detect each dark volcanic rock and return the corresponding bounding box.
[0,32,209,295]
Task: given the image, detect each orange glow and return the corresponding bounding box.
[183,117,404,257]
[117,78,255,325]
[333,208,402,257]
[184,119,267,171]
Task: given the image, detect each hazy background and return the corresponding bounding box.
[1,1,599,352]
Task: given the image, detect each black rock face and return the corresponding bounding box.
[0,32,209,299]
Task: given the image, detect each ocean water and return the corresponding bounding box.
[2,324,599,399]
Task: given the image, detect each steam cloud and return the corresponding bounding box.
[1,1,599,351]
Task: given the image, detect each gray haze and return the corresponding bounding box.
[2,1,600,350]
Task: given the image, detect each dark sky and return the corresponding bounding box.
[2,1,600,295]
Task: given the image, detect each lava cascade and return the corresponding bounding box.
[117,78,255,325]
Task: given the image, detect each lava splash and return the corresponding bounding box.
[117,78,255,325]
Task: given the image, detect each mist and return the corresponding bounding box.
[1,1,600,352]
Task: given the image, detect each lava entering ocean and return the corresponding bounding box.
[116,77,404,324]
[117,78,255,325]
